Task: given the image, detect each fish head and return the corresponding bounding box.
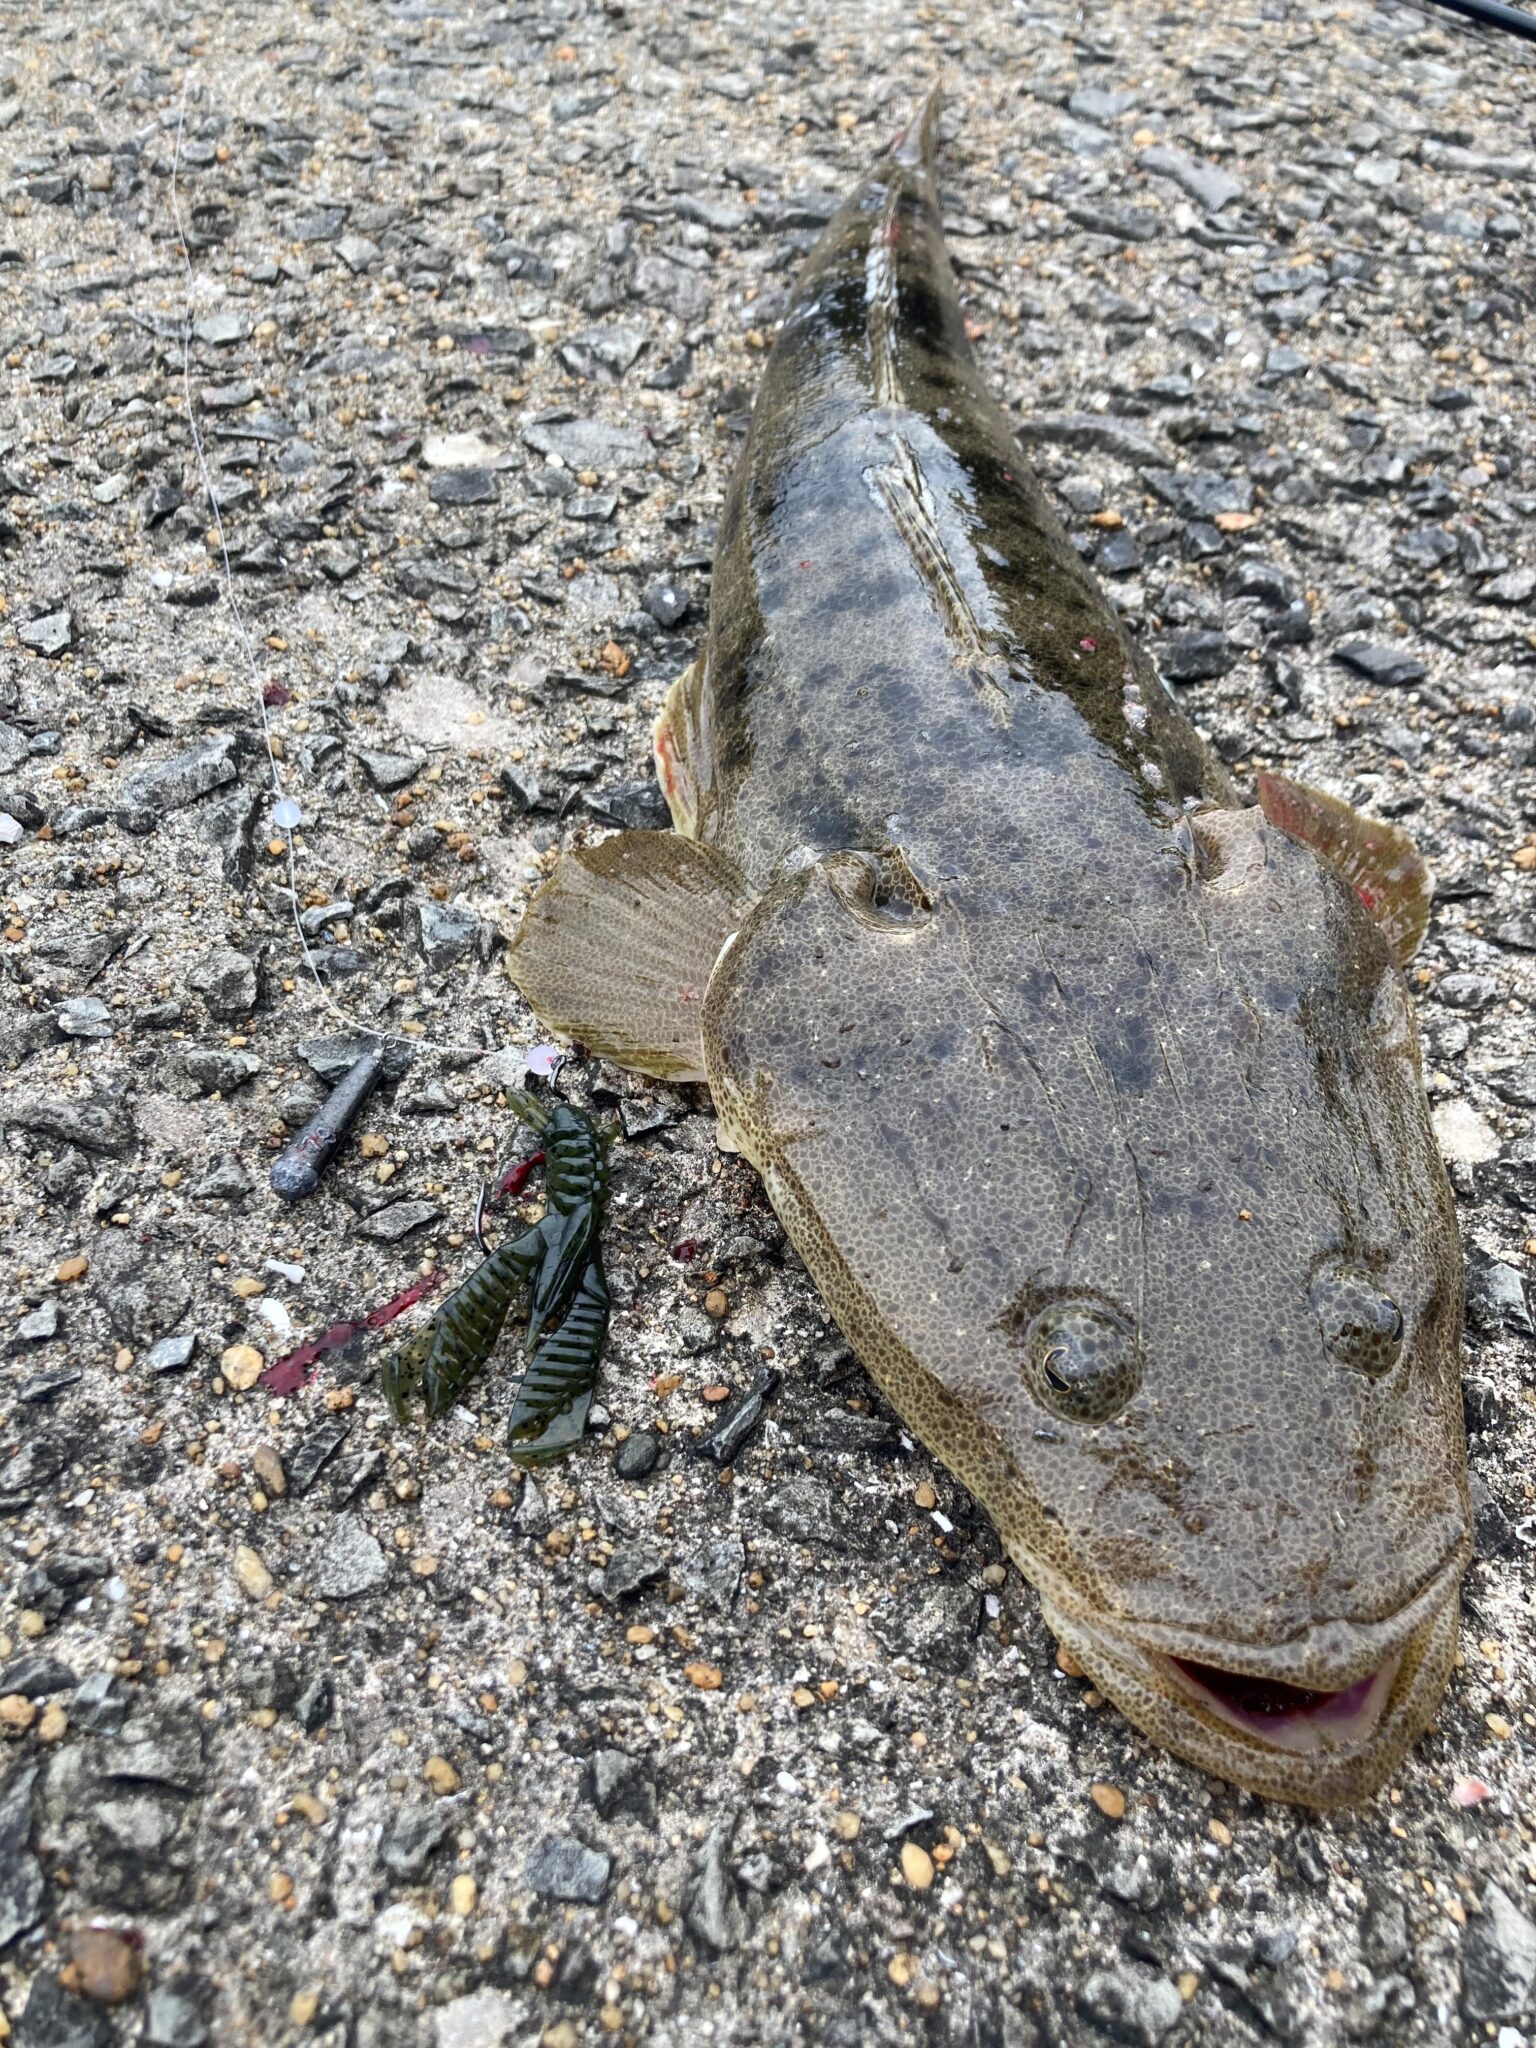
[702,825,1469,1804]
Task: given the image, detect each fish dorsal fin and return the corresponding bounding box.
[1256,772,1432,964]
[508,832,754,1082]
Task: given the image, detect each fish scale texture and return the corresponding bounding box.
[0,1,1532,2044]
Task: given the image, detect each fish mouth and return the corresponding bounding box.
[1156,1650,1402,1757]
[1038,1555,1464,1806]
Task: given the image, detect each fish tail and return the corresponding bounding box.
[890,82,942,170]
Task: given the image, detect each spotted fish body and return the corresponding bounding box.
[510,93,1470,1806]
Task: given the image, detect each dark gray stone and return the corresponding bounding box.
[1097,1847,1166,1911]
[1097,531,1143,576]
[693,1369,777,1467]
[0,1762,44,1950]
[0,1655,75,1698]
[71,1672,129,1734]
[1467,1257,1533,1337]
[189,947,258,1021]
[1140,144,1244,213]
[193,311,247,347]
[183,1047,262,1094]
[588,1748,655,1824]
[190,1154,253,1202]
[1483,566,1536,606]
[1363,1888,1410,1969]
[676,1535,745,1616]
[142,1985,210,2048]
[525,1833,611,1904]
[379,1803,449,1881]
[688,1823,744,1951]
[356,747,423,793]
[336,236,380,274]
[1015,413,1167,468]
[286,1422,351,1498]
[294,1673,333,1732]
[18,609,74,657]
[613,1431,659,1480]
[353,1199,441,1243]
[643,575,688,626]
[631,253,712,323]
[54,998,112,1040]
[108,1713,206,1792]
[145,1333,197,1374]
[1144,470,1254,520]
[416,898,487,970]
[1263,346,1309,381]
[585,782,671,830]
[13,1972,112,2048]
[1159,631,1236,682]
[1077,1965,1183,2043]
[602,1541,668,1600]
[2,1093,135,1157]
[1334,641,1427,688]
[1394,526,1459,571]
[199,784,263,884]
[1462,1884,1536,2021]
[121,733,241,812]
[0,1433,72,1506]
[299,1032,412,1084]
[561,326,648,380]
[1492,1059,1536,1108]
[429,468,499,507]
[312,1515,388,1599]
[522,418,653,473]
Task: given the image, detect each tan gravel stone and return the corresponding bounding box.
[62,1927,143,2004]
[232,1545,274,1601]
[220,1344,264,1390]
[424,1755,462,1796]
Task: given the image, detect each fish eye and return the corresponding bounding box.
[1311,1270,1404,1378]
[1025,1301,1142,1424]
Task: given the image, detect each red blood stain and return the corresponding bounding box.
[491,1150,545,1205]
[362,1269,446,1331]
[261,1268,447,1395]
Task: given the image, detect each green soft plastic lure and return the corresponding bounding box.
[382,1090,612,1466]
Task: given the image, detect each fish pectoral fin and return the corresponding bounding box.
[507,830,755,1083]
[1256,771,1433,965]
[653,658,704,838]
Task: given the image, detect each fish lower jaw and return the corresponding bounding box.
[1039,1593,1458,1808]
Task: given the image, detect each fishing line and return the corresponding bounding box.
[160,58,527,1065]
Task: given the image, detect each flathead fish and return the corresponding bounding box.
[509,91,1470,1807]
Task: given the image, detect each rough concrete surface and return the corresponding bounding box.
[1,0,1534,2044]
